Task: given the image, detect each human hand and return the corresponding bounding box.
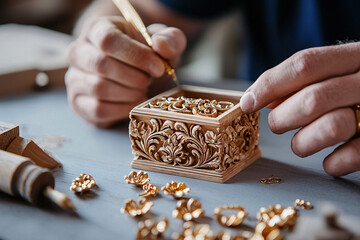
[66,16,186,127]
[240,42,360,176]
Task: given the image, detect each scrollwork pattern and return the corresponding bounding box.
[146,96,234,117]
[129,112,259,172]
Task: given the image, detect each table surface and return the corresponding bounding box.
[0,81,359,240]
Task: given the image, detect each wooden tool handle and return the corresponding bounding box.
[0,150,54,204]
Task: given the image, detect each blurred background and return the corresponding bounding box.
[0,0,91,33]
[0,0,242,97]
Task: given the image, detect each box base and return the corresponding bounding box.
[131,147,261,183]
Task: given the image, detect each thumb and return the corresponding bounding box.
[151,26,187,60]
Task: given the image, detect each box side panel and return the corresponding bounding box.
[129,108,260,182]
[131,148,261,183]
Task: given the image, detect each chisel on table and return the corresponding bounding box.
[0,149,76,212]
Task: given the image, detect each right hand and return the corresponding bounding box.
[66,16,186,127]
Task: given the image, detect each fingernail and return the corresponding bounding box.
[164,36,176,51]
[240,92,255,112]
[149,62,164,77]
[155,35,176,51]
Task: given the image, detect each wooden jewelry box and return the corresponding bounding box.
[129,85,261,183]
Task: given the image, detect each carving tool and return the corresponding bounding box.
[0,150,76,212]
[112,0,179,85]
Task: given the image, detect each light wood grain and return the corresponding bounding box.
[0,122,19,150]
[0,150,33,196]
[6,136,61,169]
[132,147,261,182]
[129,85,261,182]
[0,149,55,205]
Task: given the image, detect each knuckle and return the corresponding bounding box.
[302,86,324,117]
[126,46,145,63]
[258,69,275,92]
[91,77,107,97]
[327,111,348,140]
[122,74,149,91]
[99,29,119,52]
[134,73,150,88]
[290,49,317,79]
[91,54,108,74]
[93,101,106,120]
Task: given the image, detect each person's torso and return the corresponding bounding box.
[241,0,360,80]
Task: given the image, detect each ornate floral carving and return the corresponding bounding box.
[146,96,234,117]
[129,111,259,172]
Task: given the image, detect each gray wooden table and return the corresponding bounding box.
[0,81,359,240]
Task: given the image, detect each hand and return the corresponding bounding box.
[66,16,186,127]
[240,42,360,176]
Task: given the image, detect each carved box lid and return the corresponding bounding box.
[130,85,245,127]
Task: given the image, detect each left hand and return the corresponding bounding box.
[240,42,360,176]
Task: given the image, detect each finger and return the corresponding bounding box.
[266,99,286,109]
[291,108,356,157]
[240,42,360,113]
[67,42,150,90]
[87,17,165,77]
[268,72,360,133]
[147,23,167,35]
[323,137,360,176]
[266,92,296,109]
[65,68,146,102]
[72,95,146,124]
[151,27,187,60]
